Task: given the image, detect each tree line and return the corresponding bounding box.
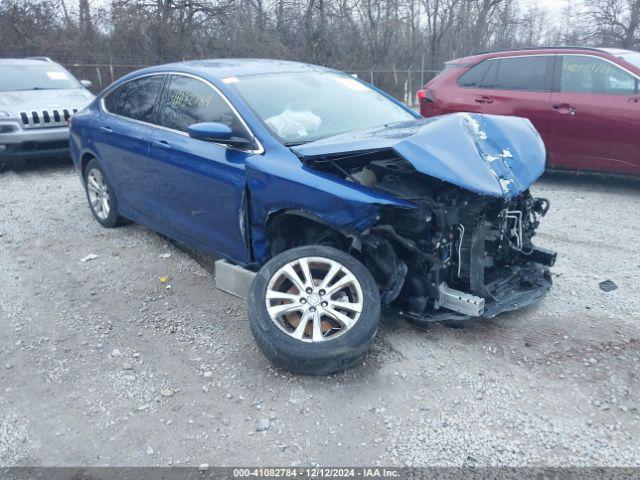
[1,0,639,80]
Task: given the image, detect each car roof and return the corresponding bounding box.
[0,58,61,66]
[448,46,639,65]
[141,58,333,79]
[599,47,638,56]
[480,46,614,55]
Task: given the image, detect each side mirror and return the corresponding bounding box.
[80,79,93,88]
[187,122,253,148]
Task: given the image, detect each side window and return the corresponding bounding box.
[458,61,492,88]
[560,55,638,94]
[494,56,551,91]
[115,75,165,123]
[103,76,164,122]
[160,75,248,138]
[481,60,499,88]
[457,59,500,89]
[103,84,124,113]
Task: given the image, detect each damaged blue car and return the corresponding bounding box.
[70,59,556,374]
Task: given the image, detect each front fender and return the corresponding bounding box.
[246,152,414,264]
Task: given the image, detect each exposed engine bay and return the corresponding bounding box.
[303,149,557,322]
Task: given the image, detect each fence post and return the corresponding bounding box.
[96,66,103,87]
[407,66,412,106]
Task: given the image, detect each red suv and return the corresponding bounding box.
[419,47,640,175]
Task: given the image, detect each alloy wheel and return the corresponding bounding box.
[265,256,364,342]
[86,168,111,220]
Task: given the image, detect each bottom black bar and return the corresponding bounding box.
[1,467,640,480]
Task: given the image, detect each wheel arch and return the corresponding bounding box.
[264,210,361,259]
[79,149,99,176]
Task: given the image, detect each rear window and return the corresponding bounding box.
[458,56,551,91]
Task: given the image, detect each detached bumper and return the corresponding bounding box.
[0,125,70,161]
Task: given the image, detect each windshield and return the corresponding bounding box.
[0,64,80,92]
[229,71,416,144]
[617,52,640,70]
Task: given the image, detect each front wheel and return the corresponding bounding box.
[248,245,381,375]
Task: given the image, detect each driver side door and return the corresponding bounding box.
[144,74,259,263]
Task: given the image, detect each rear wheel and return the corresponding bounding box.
[248,245,381,375]
[83,158,122,228]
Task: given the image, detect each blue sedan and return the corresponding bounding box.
[70,59,556,374]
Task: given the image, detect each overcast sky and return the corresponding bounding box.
[539,0,568,8]
[536,0,584,15]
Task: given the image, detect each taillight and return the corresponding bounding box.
[417,89,435,103]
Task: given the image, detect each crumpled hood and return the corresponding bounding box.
[292,112,546,199]
[0,89,94,116]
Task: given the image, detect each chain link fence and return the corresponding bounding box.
[63,62,152,92]
[348,68,441,106]
[61,62,440,106]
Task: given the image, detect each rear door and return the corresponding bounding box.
[547,54,640,174]
[96,74,166,211]
[445,55,554,143]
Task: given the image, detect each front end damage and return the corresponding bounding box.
[363,170,555,321]
[291,113,556,321]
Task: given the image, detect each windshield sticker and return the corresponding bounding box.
[332,76,369,91]
[222,77,240,84]
[46,71,69,80]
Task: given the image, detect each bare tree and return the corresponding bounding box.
[4,0,633,98]
[78,0,93,36]
[585,0,640,47]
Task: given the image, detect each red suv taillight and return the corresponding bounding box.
[418,89,435,102]
[417,89,438,117]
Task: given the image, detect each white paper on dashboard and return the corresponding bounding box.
[46,71,69,80]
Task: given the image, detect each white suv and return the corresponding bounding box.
[0,57,95,168]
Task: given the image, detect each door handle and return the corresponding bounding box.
[99,126,113,133]
[474,96,494,104]
[552,104,576,116]
[152,140,172,150]
[628,97,640,103]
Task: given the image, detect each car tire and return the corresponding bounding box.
[248,245,381,375]
[83,158,122,228]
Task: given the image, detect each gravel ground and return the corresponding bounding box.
[0,159,639,467]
